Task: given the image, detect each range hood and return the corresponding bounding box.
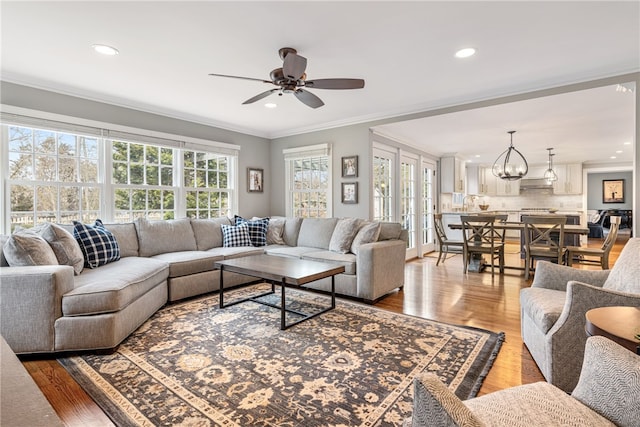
[519,178,554,192]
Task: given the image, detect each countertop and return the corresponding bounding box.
[441,210,584,215]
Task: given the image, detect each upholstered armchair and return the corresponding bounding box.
[520,237,640,393]
[403,336,640,427]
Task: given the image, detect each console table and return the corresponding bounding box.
[585,306,640,354]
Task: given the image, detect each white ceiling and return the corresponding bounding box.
[1,1,639,165]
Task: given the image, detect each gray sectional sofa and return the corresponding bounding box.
[0,216,407,354]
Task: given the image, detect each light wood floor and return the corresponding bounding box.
[21,233,630,426]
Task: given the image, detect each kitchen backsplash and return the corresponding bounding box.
[441,193,583,212]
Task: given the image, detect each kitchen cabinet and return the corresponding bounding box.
[496,178,520,196]
[441,156,465,193]
[479,166,497,196]
[553,163,582,194]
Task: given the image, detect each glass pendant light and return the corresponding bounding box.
[543,148,558,183]
[492,130,528,181]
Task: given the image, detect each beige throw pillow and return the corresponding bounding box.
[3,229,59,267]
[329,218,361,254]
[350,222,382,255]
[35,223,84,275]
[266,218,286,245]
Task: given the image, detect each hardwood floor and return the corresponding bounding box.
[21,233,630,426]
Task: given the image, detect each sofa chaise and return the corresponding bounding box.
[0,216,407,354]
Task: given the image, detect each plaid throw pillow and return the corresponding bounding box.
[234,215,269,247]
[221,223,253,247]
[73,219,121,268]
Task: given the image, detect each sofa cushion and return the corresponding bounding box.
[101,223,139,258]
[282,217,303,247]
[151,251,223,278]
[378,222,402,241]
[264,245,319,259]
[191,217,232,250]
[63,257,169,316]
[520,287,567,334]
[301,250,356,275]
[235,215,269,247]
[3,230,59,267]
[266,217,286,245]
[221,223,253,247]
[35,223,84,275]
[602,238,640,294]
[351,221,382,255]
[329,218,361,254]
[135,218,197,257]
[297,218,338,250]
[73,220,121,268]
[206,246,265,260]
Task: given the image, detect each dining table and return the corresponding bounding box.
[448,221,590,273]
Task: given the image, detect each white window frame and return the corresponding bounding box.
[1,106,240,233]
[283,143,332,218]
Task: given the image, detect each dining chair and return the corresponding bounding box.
[433,213,464,265]
[566,216,621,269]
[460,215,505,277]
[522,215,567,280]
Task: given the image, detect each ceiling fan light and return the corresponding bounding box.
[492,131,528,181]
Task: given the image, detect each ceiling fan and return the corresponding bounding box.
[209,47,365,109]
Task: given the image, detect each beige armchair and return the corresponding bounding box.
[520,237,640,393]
[403,336,640,427]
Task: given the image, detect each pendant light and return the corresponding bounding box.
[492,130,528,181]
[543,148,558,183]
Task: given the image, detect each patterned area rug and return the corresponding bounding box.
[59,284,504,427]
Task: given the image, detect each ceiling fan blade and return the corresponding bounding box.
[242,89,279,105]
[294,89,324,109]
[305,78,365,90]
[209,73,272,84]
[283,53,307,80]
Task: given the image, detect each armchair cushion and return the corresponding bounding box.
[602,238,640,293]
[571,336,640,427]
[410,373,482,427]
[519,287,566,333]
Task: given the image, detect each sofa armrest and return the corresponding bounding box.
[408,373,483,427]
[531,261,609,291]
[572,336,640,427]
[0,265,75,353]
[356,240,406,302]
[546,281,640,392]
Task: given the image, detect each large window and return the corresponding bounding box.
[2,115,238,233]
[7,125,101,229]
[373,147,395,222]
[284,144,331,218]
[184,151,231,219]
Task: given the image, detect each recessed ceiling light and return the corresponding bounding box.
[92,44,119,56]
[264,103,277,109]
[616,150,623,153]
[455,47,476,58]
[610,156,617,159]
[475,154,480,158]
[623,141,631,145]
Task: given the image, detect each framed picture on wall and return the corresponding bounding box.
[342,156,358,178]
[247,168,264,193]
[602,179,624,203]
[342,182,358,204]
